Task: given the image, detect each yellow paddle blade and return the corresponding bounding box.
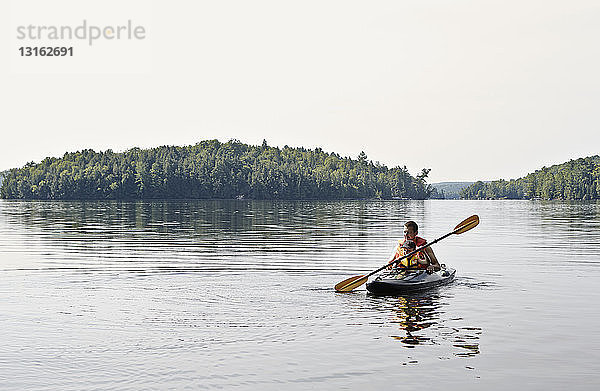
[334,275,368,292]
[454,214,480,234]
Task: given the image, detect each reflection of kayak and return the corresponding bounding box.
[366,267,456,295]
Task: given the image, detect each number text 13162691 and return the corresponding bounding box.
[19,47,74,56]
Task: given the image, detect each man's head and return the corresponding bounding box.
[404,221,418,240]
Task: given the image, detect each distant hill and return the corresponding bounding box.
[430,182,475,199]
[461,155,600,200]
[0,140,434,200]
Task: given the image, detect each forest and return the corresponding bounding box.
[460,156,600,200]
[0,140,435,200]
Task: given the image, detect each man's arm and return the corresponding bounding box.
[424,247,441,272]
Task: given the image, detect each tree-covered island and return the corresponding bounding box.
[0,140,435,200]
[461,155,600,200]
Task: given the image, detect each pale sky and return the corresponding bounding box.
[1,0,599,182]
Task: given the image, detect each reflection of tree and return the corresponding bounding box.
[368,294,482,358]
[4,199,398,273]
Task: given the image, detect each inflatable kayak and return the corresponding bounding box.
[366,267,456,295]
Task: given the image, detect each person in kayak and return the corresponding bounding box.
[389,220,441,273]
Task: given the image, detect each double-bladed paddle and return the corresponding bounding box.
[334,214,480,292]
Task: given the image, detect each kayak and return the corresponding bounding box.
[366,267,456,295]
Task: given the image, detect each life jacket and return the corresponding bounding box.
[393,236,427,269]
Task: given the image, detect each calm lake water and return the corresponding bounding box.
[1,199,599,390]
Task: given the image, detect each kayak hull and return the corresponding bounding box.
[366,268,456,295]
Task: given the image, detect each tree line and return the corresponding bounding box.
[0,139,435,200]
[461,156,600,200]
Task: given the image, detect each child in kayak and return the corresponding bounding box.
[388,220,441,273]
[394,239,418,268]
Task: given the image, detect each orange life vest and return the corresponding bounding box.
[393,236,428,269]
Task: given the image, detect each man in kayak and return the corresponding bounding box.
[389,221,441,273]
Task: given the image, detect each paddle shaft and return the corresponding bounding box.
[364,229,458,279]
